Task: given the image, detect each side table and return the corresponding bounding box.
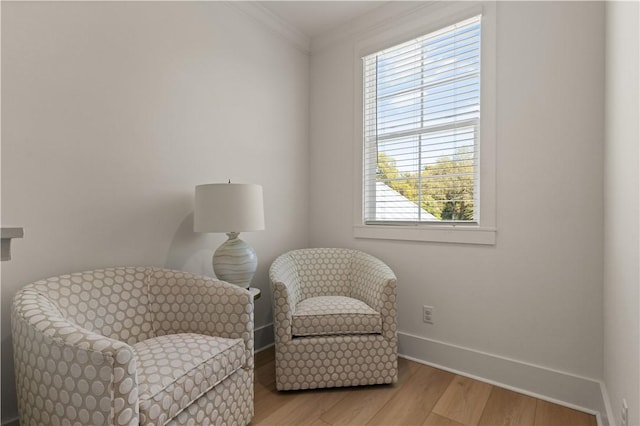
[249,287,261,301]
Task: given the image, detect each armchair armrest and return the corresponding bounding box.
[269,254,302,344]
[350,252,398,341]
[147,268,254,369]
[12,289,139,426]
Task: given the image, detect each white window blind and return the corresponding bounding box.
[363,15,482,224]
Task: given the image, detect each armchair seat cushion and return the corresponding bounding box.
[132,333,246,425]
[292,296,382,337]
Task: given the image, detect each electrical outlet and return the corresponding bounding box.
[622,399,628,426]
[423,305,434,324]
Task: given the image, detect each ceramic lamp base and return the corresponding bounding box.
[212,232,257,289]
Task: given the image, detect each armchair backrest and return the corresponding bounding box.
[25,267,155,345]
[145,268,255,369]
[288,248,355,299]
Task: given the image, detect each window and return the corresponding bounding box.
[353,3,496,245]
[363,15,482,225]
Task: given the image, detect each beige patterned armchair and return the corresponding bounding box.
[269,248,398,391]
[11,267,254,426]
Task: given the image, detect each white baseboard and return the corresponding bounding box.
[254,322,274,352]
[1,416,19,426]
[398,331,610,426]
[599,382,615,426]
[255,342,275,354]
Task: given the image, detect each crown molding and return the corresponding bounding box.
[310,1,440,54]
[226,1,311,54]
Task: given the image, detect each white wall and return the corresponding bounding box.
[310,0,604,399]
[604,2,640,425]
[1,2,309,422]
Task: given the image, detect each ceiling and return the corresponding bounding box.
[259,1,388,39]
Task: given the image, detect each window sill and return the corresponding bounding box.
[353,224,496,245]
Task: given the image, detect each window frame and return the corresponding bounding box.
[352,2,497,245]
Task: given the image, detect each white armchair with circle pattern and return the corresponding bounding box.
[11,267,254,426]
[269,248,398,391]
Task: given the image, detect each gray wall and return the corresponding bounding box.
[604,2,640,425]
[309,0,604,384]
[1,2,310,422]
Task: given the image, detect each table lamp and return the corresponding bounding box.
[194,182,265,288]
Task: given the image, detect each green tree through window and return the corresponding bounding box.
[376,149,475,221]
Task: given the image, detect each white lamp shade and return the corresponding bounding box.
[194,183,265,233]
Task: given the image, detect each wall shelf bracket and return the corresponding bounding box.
[2,227,24,261]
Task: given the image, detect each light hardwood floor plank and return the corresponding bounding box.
[257,387,348,425]
[252,360,291,424]
[432,375,493,426]
[319,358,422,425]
[255,347,276,369]
[423,412,466,426]
[533,400,598,426]
[308,418,333,426]
[253,388,291,425]
[478,387,537,426]
[366,363,455,425]
[318,384,396,425]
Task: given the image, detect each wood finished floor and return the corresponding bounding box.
[251,347,597,426]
